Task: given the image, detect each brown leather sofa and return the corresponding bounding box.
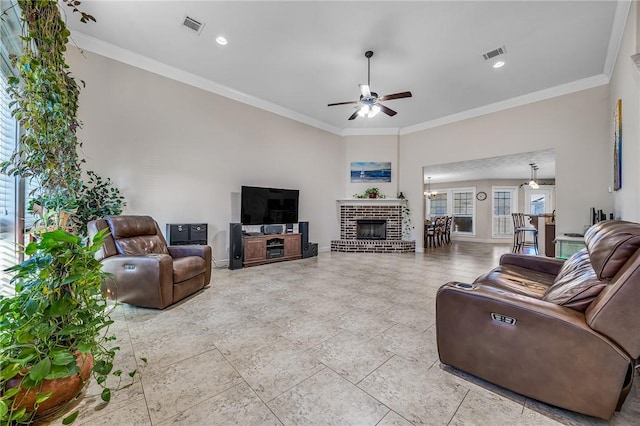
[88,215,212,309]
[436,220,640,420]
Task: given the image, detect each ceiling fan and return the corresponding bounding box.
[328,50,412,120]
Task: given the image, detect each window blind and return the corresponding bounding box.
[0,0,20,297]
[0,75,17,297]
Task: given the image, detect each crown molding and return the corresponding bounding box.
[399,74,609,136]
[603,0,632,77]
[70,31,344,136]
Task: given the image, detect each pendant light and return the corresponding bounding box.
[528,163,539,189]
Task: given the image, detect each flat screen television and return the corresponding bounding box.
[241,186,299,225]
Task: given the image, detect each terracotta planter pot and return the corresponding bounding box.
[5,352,93,418]
[368,193,377,199]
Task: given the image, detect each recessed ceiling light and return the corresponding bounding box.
[493,61,505,69]
[216,36,228,46]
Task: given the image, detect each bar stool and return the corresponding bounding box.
[512,213,538,254]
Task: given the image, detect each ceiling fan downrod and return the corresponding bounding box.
[365,50,373,87]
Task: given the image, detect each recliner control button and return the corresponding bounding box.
[491,312,516,325]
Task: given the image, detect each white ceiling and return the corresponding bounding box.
[65,1,627,135]
[423,149,556,183]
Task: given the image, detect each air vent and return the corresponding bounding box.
[482,46,506,60]
[182,15,205,35]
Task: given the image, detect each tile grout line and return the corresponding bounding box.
[446,388,471,425]
[120,305,154,425]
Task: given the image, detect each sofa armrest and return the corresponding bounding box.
[101,254,174,309]
[168,245,210,259]
[168,245,212,285]
[499,253,565,276]
[436,282,631,420]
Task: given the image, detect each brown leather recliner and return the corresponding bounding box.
[436,220,640,420]
[88,215,212,309]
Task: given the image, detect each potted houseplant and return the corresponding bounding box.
[353,188,386,199]
[0,228,119,424]
[0,1,136,423]
[72,170,126,237]
[27,170,127,237]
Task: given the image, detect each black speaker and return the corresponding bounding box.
[229,223,243,270]
[308,242,318,258]
[166,224,189,245]
[299,221,309,256]
[190,224,208,244]
[285,223,294,234]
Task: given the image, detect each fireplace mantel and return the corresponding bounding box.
[336,198,407,207]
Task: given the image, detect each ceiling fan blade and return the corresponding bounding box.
[378,103,397,117]
[378,91,412,102]
[359,84,371,98]
[348,109,360,120]
[328,100,359,107]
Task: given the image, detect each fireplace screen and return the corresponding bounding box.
[356,220,387,240]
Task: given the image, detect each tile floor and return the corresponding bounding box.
[49,242,639,425]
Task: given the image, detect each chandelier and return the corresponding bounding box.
[424,176,438,199]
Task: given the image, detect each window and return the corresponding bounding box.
[530,194,545,215]
[428,193,447,218]
[492,187,517,238]
[0,74,17,296]
[0,1,21,296]
[524,186,555,215]
[427,187,475,235]
[452,189,474,234]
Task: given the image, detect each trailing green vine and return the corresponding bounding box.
[0,0,90,200]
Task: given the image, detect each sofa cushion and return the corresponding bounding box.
[115,235,169,255]
[173,256,206,283]
[585,220,640,280]
[555,248,589,279]
[107,215,158,239]
[473,264,554,299]
[543,249,607,312]
[107,215,170,256]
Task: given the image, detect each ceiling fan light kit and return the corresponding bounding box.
[328,50,412,120]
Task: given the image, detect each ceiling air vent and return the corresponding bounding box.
[482,46,506,60]
[182,15,204,35]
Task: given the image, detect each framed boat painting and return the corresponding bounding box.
[350,162,391,183]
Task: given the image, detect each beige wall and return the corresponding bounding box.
[69,9,640,257]
[343,135,399,199]
[400,86,612,251]
[67,49,344,260]
[611,0,640,221]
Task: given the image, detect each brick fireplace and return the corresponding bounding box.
[331,199,416,253]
